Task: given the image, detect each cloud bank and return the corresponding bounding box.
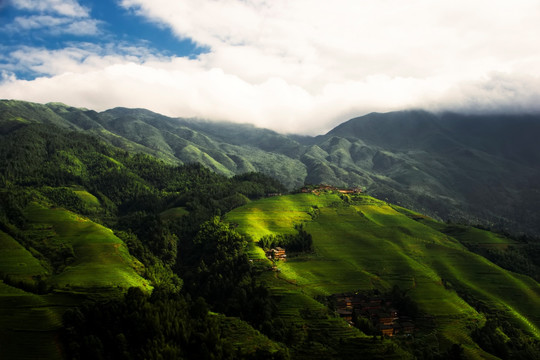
[1,0,540,134]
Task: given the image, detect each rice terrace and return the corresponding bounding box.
[226,189,540,359]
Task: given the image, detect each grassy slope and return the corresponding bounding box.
[73,188,101,211]
[23,202,149,290]
[227,193,331,238]
[0,231,62,359]
[0,230,49,282]
[0,203,150,359]
[216,314,287,357]
[226,193,540,358]
[0,281,62,360]
[227,194,412,359]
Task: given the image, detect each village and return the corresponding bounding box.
[332,292,415,337]
[262,184,416,337]
[299,184,363,195]
[261,243,417,337]
[261,247,416,337]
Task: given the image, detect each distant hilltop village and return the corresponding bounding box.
[265,184,364,198]
[299,184,363,195]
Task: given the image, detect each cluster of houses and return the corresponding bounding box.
[300,185,363,195]
[265,185,364,198]
[265,247,287,261]
[333,292,415,337]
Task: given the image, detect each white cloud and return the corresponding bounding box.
[5,15,100,35]
[117,0,540,84]
[4,0,100,36]
[10,15,69,30]
[11,0,90,17]
[62,18,101,35]
[2,1,540,134]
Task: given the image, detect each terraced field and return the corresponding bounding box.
[0,203,150,359]
[23,202,149,290]
[0,230,49,283]
[0,280,79,359]
[227,193,334,238]
[226,192,540,358]
[250,263,410,359]
[216,314,287,356]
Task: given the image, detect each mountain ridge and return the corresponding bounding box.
[2,99,540,234]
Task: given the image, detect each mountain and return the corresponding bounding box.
[322,110,540,233]
[0,113,539,359]
[2,100,540,235]
[0,121,288,359]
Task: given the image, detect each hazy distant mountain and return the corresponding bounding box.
[2,100,539,234]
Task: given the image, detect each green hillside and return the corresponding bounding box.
[0,118,290,359]
[22,202,149,290]
[226,192,540,358]
[0,231,59,359]
[0,203,149,359]
[0,281,67,360]
[1,100,540,358]
[2,100,540,234]
[0,230,48,283]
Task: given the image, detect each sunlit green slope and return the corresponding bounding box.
[226,192,540,358]
[0,203,149,359]
[0,229,48,283]
[21,202,149,290]
[0,231,63,359]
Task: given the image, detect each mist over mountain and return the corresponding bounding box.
[2,100,539,234]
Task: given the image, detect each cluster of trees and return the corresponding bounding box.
[471,315,540,359]
[63,217,290,359]
[181,218,274,325]
[63,288,234,360]
[472,316,540,360]
[462,237,540,282]
[258,224,313,253]
[466,243,540,282]
[455,288,540,360]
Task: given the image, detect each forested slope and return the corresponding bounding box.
[0,120,288,359]
[2,100,540,235]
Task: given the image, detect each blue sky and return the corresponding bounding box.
[1,0,540,134]
[77,0,205,58]
[1,0,204,79]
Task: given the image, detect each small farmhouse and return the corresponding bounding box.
[266,247,287,261]
[273,247,286,260]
